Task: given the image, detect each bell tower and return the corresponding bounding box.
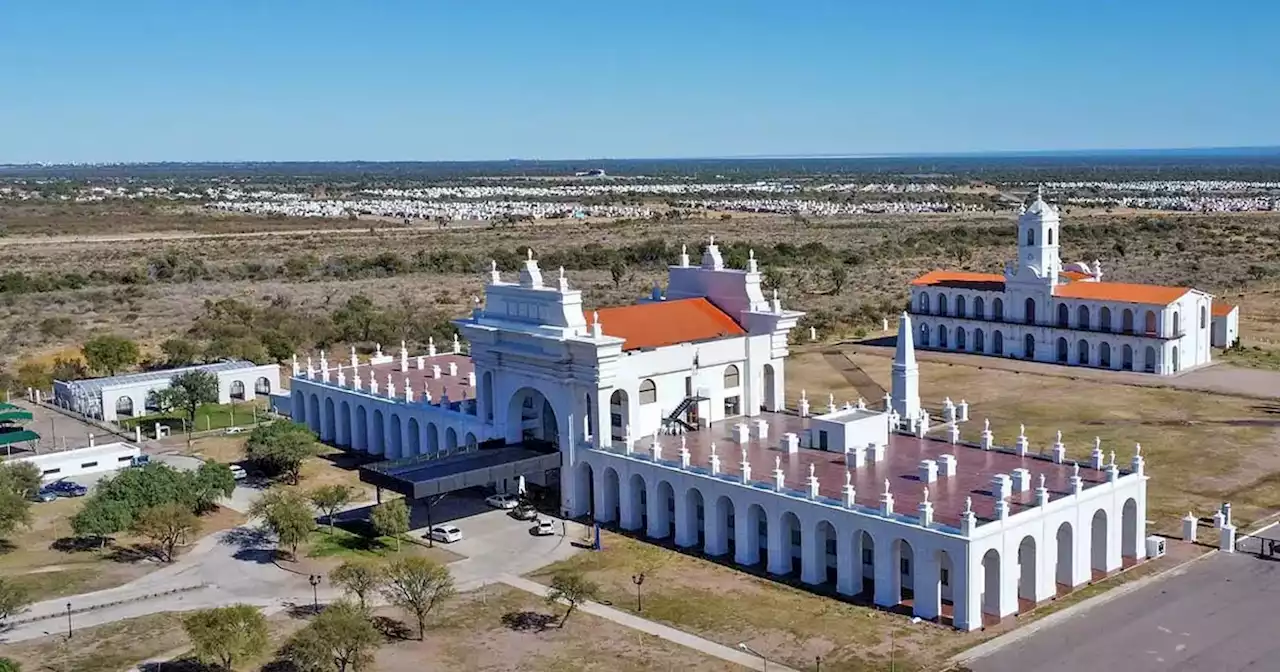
[1010,185,1062,287]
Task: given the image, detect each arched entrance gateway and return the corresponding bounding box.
[507,387,560,447]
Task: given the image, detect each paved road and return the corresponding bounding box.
[1,492,581,644]
[967,552,1280,672]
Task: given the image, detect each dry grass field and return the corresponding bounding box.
[4,203,1280,373]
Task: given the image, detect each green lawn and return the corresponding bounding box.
[306,527,462,565]
[120,399,269,436]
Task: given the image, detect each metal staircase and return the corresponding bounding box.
[661,396,706,434]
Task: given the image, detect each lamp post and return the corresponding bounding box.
[815,655,822,672]
[309,575,322,611]
[631,573,646,612]
[738,642,767,671]
[66,602,72,639]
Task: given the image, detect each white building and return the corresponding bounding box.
[1211,303,1240,348]
[54,361,281,422]
[909,188,1229,375]
[290,239,1150,630]
[12,442,141,482]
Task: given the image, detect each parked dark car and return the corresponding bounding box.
[31,487,58,502]
[47,481,88,497]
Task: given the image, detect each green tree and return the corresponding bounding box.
[381,556,455,641]
[70,497,131,547]
[0,462,39,539]
[332,294,381,343]
[250,487,315,560]
[160,338,201,366]
[182,604,268,671]
[191,461,236,513]
[131,502,200,562]
[157,369,219,447]
[0,576,30,624]
[0,656,21,672]
[370,498,409,551]
[81,334,140,376]
[245,421,322,485]
[609,260,628,289]
[546,569,600,628]
[330,559,382,611]
[282,600,379,672]
[15,360,51,391]
[310,484,354,534]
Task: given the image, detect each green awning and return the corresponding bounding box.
[0,430,39,447]
[0,409,34,423]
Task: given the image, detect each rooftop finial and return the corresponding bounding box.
[845,470,852,486]
[681,243,687,255]
[774,455,781,470]
[490,259,497,272]
[749,248,755,260]
[883,478,891,494]
[809,462,815,479]
[964,496,973,514]
[922,486,930,503]
[559,266,565,279]
[527,248,533,260]
[592,310,600,325]
[709,234,715,245]
[1039,473,1046,488]
[1135,442,1142,456]
[1073,461,1080,478]
[1037,183,1044,199]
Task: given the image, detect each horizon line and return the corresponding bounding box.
[5,144,1280,167]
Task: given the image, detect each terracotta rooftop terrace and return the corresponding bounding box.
[594,411,1118,529]
[316,353,476,407]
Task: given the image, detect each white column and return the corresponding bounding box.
[953,551,981,631]
[619,477,642,531]
[913,548,941,620]
[1106,504,1124,572]
[873,536,898,607]
[800,526,824,585]
[766,512,790,575]
[703,499,728,556]
[674,491,697,547]
[593,469,611,523]
[835,528,858,596]
[999,543,1020,617]
[646,481,669,539]
[734,506,760,566]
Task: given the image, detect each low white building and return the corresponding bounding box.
[1211,303,1240,348]
[54,361,281,422]
[909,189,1229,375]
[289,239,1151,630]
[13,442,141,482]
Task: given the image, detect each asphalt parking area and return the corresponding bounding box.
[967,550,1280,672]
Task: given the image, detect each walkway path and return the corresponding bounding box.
[497,574,795,672]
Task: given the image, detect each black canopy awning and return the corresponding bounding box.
[359,444,561,499]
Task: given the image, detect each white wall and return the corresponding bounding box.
[16,443,141,482]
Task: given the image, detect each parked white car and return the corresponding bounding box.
[427,525,463,544]
[531,519,556,536]
[225,426,247,435]
[229,465,248,480]
[485,493,520,510]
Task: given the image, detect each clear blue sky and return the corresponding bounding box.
[2,0,1277,163]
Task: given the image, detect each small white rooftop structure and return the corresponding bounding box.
[12,442,141,482]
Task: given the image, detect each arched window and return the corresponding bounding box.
[1025,298,1037,325]
[956,295,967,318]
[1026,228,1035,246]
[723,365,740,388]
[1077,339,1089,365]
[1057,303,1069,328]
[1056,337,1068,363]
[994,330,1004,355]
[919,323,931,347]
[938,294,949,315]
[956,328,967,350]
[1122,308,1134,333]
[1100,342,1112,367]
[974,297,985,320]
[1100,306,1112,332]
[254,377,272,394]
[1144,311,1157,335]
[1172,311,1180,335]
[1200,306,1207,329]
[993,298,1004,321]
[1048,228,1055,245]
[1024,334,1036,359]
[918,292,930,314]
[639,379,657,405]
[939,326,949,348]
[1077,305,1090,330]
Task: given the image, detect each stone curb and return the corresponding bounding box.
[6,583,208,626]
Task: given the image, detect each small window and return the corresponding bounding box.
[42,468,61,476]
[118,455,133,462]
[862,549,873,566]
[1026,228,1035,246]
[724,395,741,417]
[639,379,657,405]
[723,365,740,388]
[80,461,98,469]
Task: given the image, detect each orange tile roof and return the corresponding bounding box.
[595,298,745,351]
[1212,302,1237,317]
[910,270,1006,291]
[1053,281,1192,306]
[1061,270,1094,281]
